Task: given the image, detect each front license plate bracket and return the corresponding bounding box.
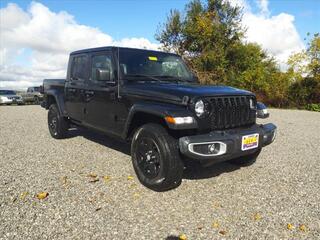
[241,133,259,151]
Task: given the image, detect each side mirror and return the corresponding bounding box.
[96,68,111,81]
[256,102,269,118]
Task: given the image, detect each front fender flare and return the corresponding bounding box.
[122,102,196,139]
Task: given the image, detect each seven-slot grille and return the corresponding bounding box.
[207,96,256,130]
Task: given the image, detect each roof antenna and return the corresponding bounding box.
[117,46,121,99]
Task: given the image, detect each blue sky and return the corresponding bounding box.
[0,0,319,89]
[1,0,319,43]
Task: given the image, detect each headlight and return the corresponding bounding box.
[256,102,269,118]
[249,98,256,109]
[195,100,205,117]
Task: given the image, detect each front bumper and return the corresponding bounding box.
[179,123,277,165]
[0,99,13,104]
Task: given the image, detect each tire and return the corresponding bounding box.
[34,96,40,105]
[48,104,68,139]
[229,149,261,166]
[131,123,184,191]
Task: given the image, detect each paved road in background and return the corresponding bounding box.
[0,106,319,239]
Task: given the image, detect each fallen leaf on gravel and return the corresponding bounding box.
[127,176,134,180]
[253,213,262,221]
[219,230,227,235]
[20,191,29,200]
[299,224,307,232]
[212,201,222,209]
[87,173,98,178]
[197,226,203,230]
[212,221,219,228]
[95,207,102,211]
[89,178,99,183]
[103,176,111,182]
[36,192,48,200]
[61,176,68,185]
[133,192,140,198]
[287,223,294,230]
[179,234,187,240]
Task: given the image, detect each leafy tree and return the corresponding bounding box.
[156,0,319,109]
[287,34,320,106]
[156,0,244,83]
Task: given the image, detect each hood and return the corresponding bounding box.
[1,94,21,98]
[122,82,253,103]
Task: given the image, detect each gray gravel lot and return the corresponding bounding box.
[0,105,319,239]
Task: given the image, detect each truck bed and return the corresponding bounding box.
[43,79,65,92]
[41,79,65,109]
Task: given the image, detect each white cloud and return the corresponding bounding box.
[0,1,306,89]
[229,0,305,69]
[0,2,160,90]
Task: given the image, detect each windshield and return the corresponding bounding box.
[0,90,16,95]
[119,49,195,82]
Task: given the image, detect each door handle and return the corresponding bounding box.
[67,88,76,93]
[85,90,94,95]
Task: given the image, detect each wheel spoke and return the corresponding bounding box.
[136,137,161,179]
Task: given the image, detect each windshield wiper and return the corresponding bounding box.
[125,74,161,82]
[152,75,189,82]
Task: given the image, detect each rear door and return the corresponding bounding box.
[65,54,88,122]
[83,51,118,134]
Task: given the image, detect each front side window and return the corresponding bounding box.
[71,55,87,80]
[91,54,113,81]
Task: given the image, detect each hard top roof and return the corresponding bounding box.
[70,46,178,56]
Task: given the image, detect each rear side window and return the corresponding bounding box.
[71,55,87,80]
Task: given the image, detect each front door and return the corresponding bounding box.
[83,51,118,135]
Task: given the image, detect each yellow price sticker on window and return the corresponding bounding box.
[148,56,158,61]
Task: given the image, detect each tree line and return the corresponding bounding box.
[156,0,320,111]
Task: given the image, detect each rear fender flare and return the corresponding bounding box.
[45,89,66,116]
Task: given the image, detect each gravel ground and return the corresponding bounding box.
[0,105,319,240]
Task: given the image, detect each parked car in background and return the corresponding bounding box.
[0,90,24,105]
[21,87,43,104]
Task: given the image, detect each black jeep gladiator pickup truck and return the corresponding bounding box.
[42,47,276,191]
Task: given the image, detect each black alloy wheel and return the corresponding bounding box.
[131,123,183,191]
[47,104,68,139]
[136,137,161,178]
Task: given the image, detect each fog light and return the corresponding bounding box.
[188,141,227,156]
[208,144,216,153]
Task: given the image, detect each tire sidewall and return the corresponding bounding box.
[131,126,170,187]
[131,124,182,190]
[48,104,66,139]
